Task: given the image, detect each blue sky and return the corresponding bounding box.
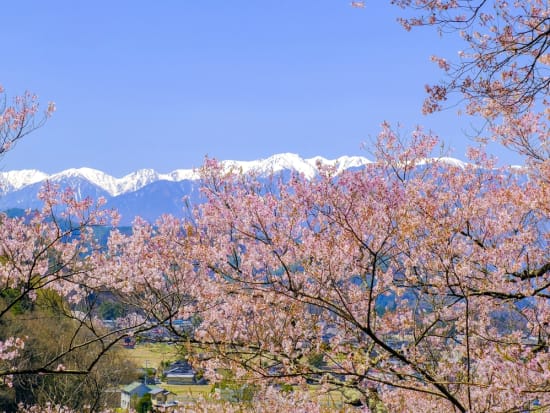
[1,1,521,176]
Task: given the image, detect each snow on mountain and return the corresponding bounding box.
[436,157,468,169]
[415,157,468,169]
[0,153,478,225]
[306,155,374,175]
[167,169,200,182]
[0,153,475,197]
[1,167,195,197]
[219,153,373,179]
[115,169,160,195]
[0,169,48,192]
[0,153,374,196]
[49,168,120,195]
[0,153,472,199]
[222,153,321,179]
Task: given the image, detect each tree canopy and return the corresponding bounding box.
[1,1,549,411]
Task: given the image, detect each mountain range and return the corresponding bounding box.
[0,153,475,225]
[0,153,377,225]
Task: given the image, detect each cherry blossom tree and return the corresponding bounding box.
[390,0,550,161]
[172,127,548,412]
[68,3,550,401]
[0,184,175,411]
[0,186,114,379]
[0,85,55,156]
[0,88,176,409]
[3,2,550,411]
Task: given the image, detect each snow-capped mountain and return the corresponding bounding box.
[0,153,372,198]
[3,167,193,198]
[0,153,467,224]
[0,169,49,192]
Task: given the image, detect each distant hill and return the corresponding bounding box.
[1,153,471,225]
[0,153,374,225]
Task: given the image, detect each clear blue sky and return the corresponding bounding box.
[1,1,520,176]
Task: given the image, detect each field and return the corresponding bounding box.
[123,342,212,398]
[123,342,179,370]
[123,343,353,409]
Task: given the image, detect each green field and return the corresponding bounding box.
[163,384,212,397]
[123,343,212,397]
[123,342,179,370]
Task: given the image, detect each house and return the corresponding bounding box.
[120,381,160,410]
[164,360,196,385]
[150,388,178,411]
[120,381,179,411]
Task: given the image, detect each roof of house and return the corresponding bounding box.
[122,381,160,396]
[149,388,175,396]
[165,360,195,377]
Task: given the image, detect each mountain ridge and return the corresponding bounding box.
[0,153,374,197]
[0,153,473,225]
